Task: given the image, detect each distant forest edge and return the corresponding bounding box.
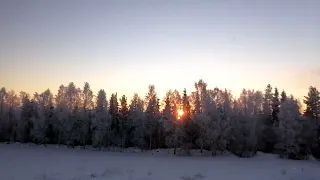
[0,80,319,160]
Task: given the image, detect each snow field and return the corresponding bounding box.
[0,143,319,180]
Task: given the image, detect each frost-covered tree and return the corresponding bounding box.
[182,88,191,120]
[191,83,202,115]
[82,82,94,110]
[239,89,261,116]
[163,93,176,149]
[280,90,287,104]
[163,93,172,117]
[55,85,68,145]
[30,94,47,145]
[303,86,320,119]
[6,90,19,142]
[182,88,200,151]
[118,95,129,147]
[296,114,318,159]
[17,92,34,143]
[129,93,146,149]
[303,86,320,159]
[96,90,108,112]
[109,93,119,145]
[165,121,186,154]
[154,96,165,149]
[263,84,273,116]
[42,89,55,143]
[132,113,146,149]
[0,87,7,117]
[65,82,82,147]
[171,89,182,117]
[239,89,248,115]
[218,89,232,119]
[227,90,261,157]
[119,94,136,148]
[229,92,259,157]
[78,82,94,148]
[194,80,210,114]
[278,97,301,159]
[193,85,232,155]
[2,78,320,159]
[215,89,233,154]
[109,93,119,117]
[30,116,47,145]
[91,112,112,149]
[253,90,263,115]
[193,81,215,153]
[66,82,80,111]
[145,85,159,149]
[30,90,54,145]
[129,93,144,114]
[258,84,277,153]
[229,114,258,157]
[162,91,185,154]
[195,113,211,153]
[163,89,183,146]
[92,90,112,148]
[246,89,256,115]
[96,89,108,111]
[272,87,280,126]
[0,88,8,141]
[162,91,175,130]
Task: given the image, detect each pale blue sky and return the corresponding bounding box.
[0,0,319,101]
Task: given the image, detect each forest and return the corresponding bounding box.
[0,79,319,160]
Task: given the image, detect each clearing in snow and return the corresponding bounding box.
[0,143,319,180]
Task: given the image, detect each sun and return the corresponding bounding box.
[177,109,184,120]
[178,109,184,116]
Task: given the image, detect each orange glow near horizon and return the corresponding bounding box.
[177,109,184,120]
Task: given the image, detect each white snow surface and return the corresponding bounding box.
[0,143,319,180]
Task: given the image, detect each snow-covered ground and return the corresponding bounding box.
[0,143,319,180]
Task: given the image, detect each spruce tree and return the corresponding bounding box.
[92,89,111,148]
[109,93,119,145]
[18,92,33,143]
[280,90,287,104]
[0,87,6,117]
[272,87,280,126]
[129,93,145,149]
[259,84,277,153]
[182,88,191,121]
[303,86,320,119]
[119,95,129,147]
[263,84,273,117]
[145,85,158,149]
[304,86,320,159]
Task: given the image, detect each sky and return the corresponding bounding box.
[0,0,319,102]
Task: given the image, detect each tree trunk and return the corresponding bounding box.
[0,100,3,116]
[149,134,152,150]
[121,130,123,148]
[157,122,160,149]
[58,129,62,147]
[212,151,216,156]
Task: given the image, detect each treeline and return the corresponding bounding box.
[0,80,319,160]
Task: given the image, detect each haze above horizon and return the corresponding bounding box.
[0,0,319,101]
